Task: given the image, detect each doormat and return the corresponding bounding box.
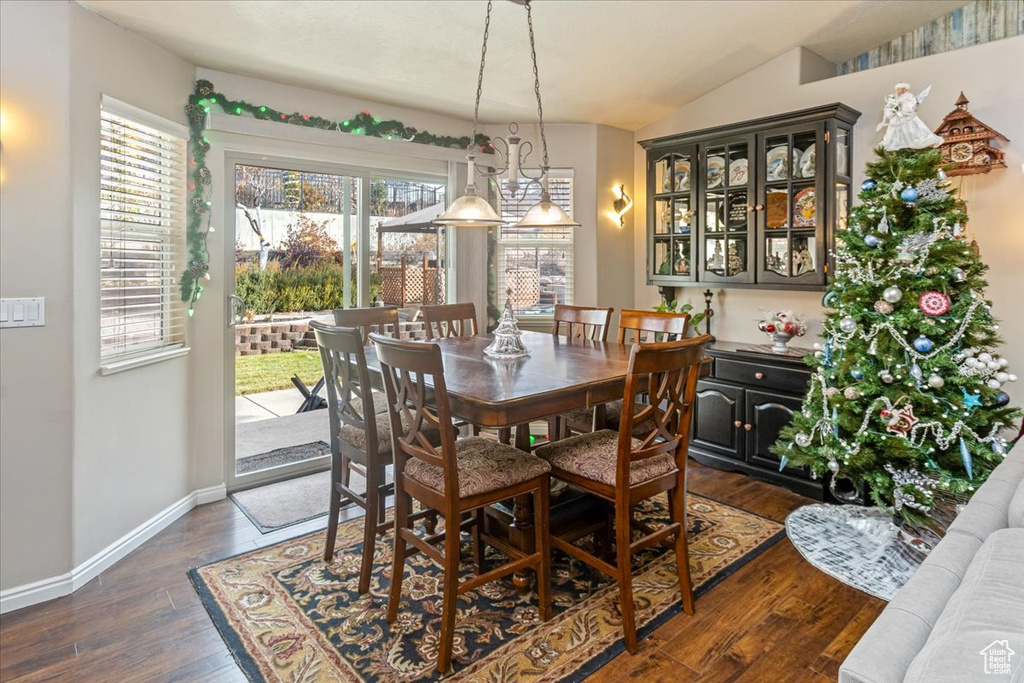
[231,470,332,533]
[235,440,330,475]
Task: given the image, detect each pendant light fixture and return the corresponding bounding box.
[434,0,579,230]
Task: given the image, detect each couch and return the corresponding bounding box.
[840,446,1024,683]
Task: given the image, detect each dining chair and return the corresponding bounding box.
[332,305,401,344]
[311,320,440,595]
[371,333,553,674]
[561,309,692,437]
[535,335,711,654]
[421,302,478,339]
[547,305,613,441]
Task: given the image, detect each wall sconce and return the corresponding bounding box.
[612,184,633,227]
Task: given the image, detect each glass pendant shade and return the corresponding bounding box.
[434,190,505,228]
[514,191,581,229]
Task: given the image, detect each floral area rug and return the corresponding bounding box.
[190,493,783,682]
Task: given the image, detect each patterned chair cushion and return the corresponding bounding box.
[562,400,656,437]
[339,411,440,456]
[404,437,551,499]
[535,429,676,487]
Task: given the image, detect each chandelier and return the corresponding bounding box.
[434,0,580,230]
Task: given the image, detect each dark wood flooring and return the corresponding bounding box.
[0,463,885,682]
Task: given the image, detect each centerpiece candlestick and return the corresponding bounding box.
[484,287,530,359]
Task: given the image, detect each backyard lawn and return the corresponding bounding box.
[235,350,323,395]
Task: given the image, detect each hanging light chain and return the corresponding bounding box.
[524,0,549,169]
[470,0,494,151]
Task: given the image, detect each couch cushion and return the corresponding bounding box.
[903,527,1024,683]
[945,496,1012,543]
[1008,478,1024,529]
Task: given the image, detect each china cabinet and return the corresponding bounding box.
[640,103,861,290]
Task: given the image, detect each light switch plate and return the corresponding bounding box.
[0,298,46,328]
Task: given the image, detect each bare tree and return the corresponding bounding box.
[235,166,273,270]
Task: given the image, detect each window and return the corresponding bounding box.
[100,97,187,366]
[498,172,573,317]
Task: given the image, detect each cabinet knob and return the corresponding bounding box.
[744,423,753,431]
[734,420,742,428]
[754,372,765,380]
[747,204,755,213]
[755,204,764,211]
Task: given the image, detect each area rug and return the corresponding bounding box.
[190,494,783,682]
[786,503,929,601]
[235,441,330,475]
[231,470,332,533]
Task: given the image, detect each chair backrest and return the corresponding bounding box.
[311,320,380,454]
[332,306,400,345]
[617,309,691,344]
[551,304,613,341]
[616,335,712,488]
[421,302,478,339]
[370,333,460,495]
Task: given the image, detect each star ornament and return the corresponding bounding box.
[962,389,983,411]
[881,404,918,437]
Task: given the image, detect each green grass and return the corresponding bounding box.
[235,350,323,395]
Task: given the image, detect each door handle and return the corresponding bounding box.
[228,295,245,327]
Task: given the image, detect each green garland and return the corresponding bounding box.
[181,79,492,311]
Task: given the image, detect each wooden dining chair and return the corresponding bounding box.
[421,302,478,339]
[371,333,552,674]
[332,305,401,344]
[562,308,692,437]
[547,305,613,441]
[535,335,711,654]
[311,320,439,595]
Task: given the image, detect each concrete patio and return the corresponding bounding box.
[235,388,329,461]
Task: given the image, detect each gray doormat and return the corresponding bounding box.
[231,471,333,533]
[236,440,330,475]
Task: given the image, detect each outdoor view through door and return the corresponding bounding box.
[232,162,447,481]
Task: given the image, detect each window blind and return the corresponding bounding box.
[498,174,574,317]
[100,97,187,363]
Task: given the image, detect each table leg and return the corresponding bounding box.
[511,422,536,592]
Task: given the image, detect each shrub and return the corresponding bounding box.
[278,214,339,269]
[234,264,381,314]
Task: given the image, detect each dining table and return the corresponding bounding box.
[365,329,704,588]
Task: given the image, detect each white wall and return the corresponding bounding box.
[0,0,75,591]
[633,41,1024,406]
[68,2,196,566]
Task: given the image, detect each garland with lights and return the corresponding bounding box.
[180,79,493,311]
[772,146,1021,525]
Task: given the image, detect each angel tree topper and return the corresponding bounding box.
[877,83,944,151]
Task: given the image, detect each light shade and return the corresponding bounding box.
[514,192,581,229]
[433,192,505,228]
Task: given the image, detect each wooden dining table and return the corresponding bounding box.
[365,329,647,586]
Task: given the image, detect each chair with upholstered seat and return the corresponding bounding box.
[371,333,552,674]
[561,308,691,437]
[535,335,711,653]
[547,304,614,441]
[421,302,478,339]
[311,320,439,595]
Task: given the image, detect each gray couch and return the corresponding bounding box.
[840,445,1024,683]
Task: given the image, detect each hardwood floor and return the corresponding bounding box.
[0,463,885,682]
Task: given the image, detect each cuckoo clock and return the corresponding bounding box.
[933,92,1009,176]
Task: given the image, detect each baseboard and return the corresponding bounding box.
[0,483,227,614]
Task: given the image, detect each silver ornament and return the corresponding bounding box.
[879,371,894,384]
[927,374,945,389]
[828,460,840,473]
[996,372,1009,383]
[868,339,878,355]
[952,267,967,282]
[877,215,890,234]
[1009,374,1018,382]
[987,379,1002,390]
[795,432,812,447]
[839,316,857,334]
[844,387,859,400]
[883,286,903,303]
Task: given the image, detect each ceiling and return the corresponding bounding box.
[78,0,962,131]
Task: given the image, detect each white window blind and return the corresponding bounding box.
[100,97,187,364]
[498,172,573,317]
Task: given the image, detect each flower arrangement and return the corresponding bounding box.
[757,310,807,353]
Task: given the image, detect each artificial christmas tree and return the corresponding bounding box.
[773,103,1020,525]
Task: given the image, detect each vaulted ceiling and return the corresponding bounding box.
[78,0,962,130]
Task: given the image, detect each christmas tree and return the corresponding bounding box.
[774,144,1020,524]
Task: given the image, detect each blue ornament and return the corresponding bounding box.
[778,455,789,472]
[861,178,878,192]
[992,441,1007,456]
[961,389,982,411]
[913,336,934,353]
[959,438,973,480]
[850,368,864,380]
[910,362,923,382]
[993,391,1011,407]
[822,290,838,308]
[832,407,839,438]
[900,187,920,203]
[864,235,882,248]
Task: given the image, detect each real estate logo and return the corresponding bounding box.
[980,639,1015,675]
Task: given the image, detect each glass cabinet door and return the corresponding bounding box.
[649,145,696,283]
[756,123,825,285]
[700,135,754,284]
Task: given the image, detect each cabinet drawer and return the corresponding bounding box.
[714,358,810,394]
